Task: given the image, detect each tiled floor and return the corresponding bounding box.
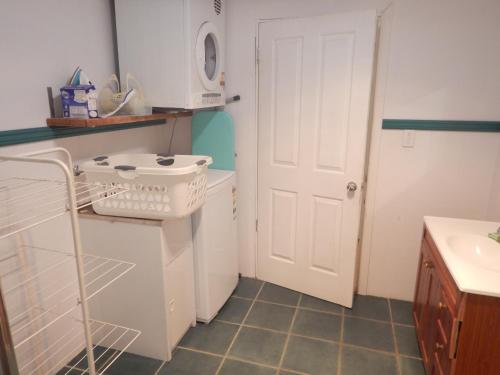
[60,278,424,375]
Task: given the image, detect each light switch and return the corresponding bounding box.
[402,130,416,148]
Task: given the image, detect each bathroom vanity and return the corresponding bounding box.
[414,217,500,375]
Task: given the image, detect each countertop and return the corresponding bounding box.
[424,216,500,298]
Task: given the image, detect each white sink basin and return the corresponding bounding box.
[446,234,500,272]
[425,216,500,297]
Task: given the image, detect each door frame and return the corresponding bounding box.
[253,10,392,294]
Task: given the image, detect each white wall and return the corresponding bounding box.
[0,119,192,163]
[362,131,500,300]
[0,0,115,130]
[225,0,500,300]
[0,2,192,370]
[0,0,191,167]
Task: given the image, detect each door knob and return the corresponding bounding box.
[346,182,358,192]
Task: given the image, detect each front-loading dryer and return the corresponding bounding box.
[115,0,225,109]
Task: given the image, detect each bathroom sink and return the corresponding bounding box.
[425,216,500,296]
[446,234,500,272]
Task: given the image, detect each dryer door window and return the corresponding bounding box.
[204,33,217,80]
[196,22,222,91]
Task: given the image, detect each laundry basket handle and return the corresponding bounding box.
[195,159,207,174]
[114,165,136,171]
[114,165,138,179]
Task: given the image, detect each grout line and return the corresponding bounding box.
[69,302,419,375]
[175,346,312,375]
[226,355,308,374]
[279,369,310,375]
[225,355,280,370]
[214,318,423,359]
[399,353,423,361]
[230,295,254,301]
[221,321,288,335]
[277,294,302,373]
[153,360,167,375]
[336,303,345,375]
[178,334,421,363]
[388,298,402,375]
[178,345,309,375]
[232,296,416,328]
[393,321,416,328]
[64,284,421,375]
[214,282,266,375]
[180,287,420,373]
[344,311,414,327]
[244,324,288,336]
[173,348,310,375]
[214,318,244,326]
[176,346,225,358]
[341,342,417,359]
[255,298,298,309]
[217,319,335,342]
[225,355,309,375]
[343,314,400,327]
[239,292,416,327]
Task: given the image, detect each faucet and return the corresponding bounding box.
[488,226,500,242]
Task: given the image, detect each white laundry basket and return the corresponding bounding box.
[81,154,212,219]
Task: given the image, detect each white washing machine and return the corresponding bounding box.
[115,0,225,109]
[192,169,238,323]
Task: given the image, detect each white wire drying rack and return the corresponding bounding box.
[0,148,141,375]
[21,319,140,375]
[0,178,124,240]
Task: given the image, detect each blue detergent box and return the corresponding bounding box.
[60,85,98,118]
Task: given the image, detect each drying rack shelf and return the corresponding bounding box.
[17,319,140,375]
[0,177,127,240]
[0,245,135,350]
[0,148,141,375]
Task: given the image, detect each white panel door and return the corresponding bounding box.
[257,11,376,307]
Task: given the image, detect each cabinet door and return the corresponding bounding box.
[414,250,430,329]
[414,238,434,366]
[432,352,446,375]
[426,267,443,371]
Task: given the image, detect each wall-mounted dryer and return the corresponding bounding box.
[114,0,225,109]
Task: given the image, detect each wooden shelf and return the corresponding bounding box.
[46,112,192,128]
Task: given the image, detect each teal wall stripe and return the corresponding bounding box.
[383,119,500,132]
[3,118,498,147]
[0,120,166,147]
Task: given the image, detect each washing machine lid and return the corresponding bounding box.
[195,22,223,91]
[207,169,234,189]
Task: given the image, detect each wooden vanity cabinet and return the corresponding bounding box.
[413,228,500,375]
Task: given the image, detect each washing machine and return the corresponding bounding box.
[191,169,238,323]
[115,0,225,109]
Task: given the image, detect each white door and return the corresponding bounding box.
[257,11,376,307]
